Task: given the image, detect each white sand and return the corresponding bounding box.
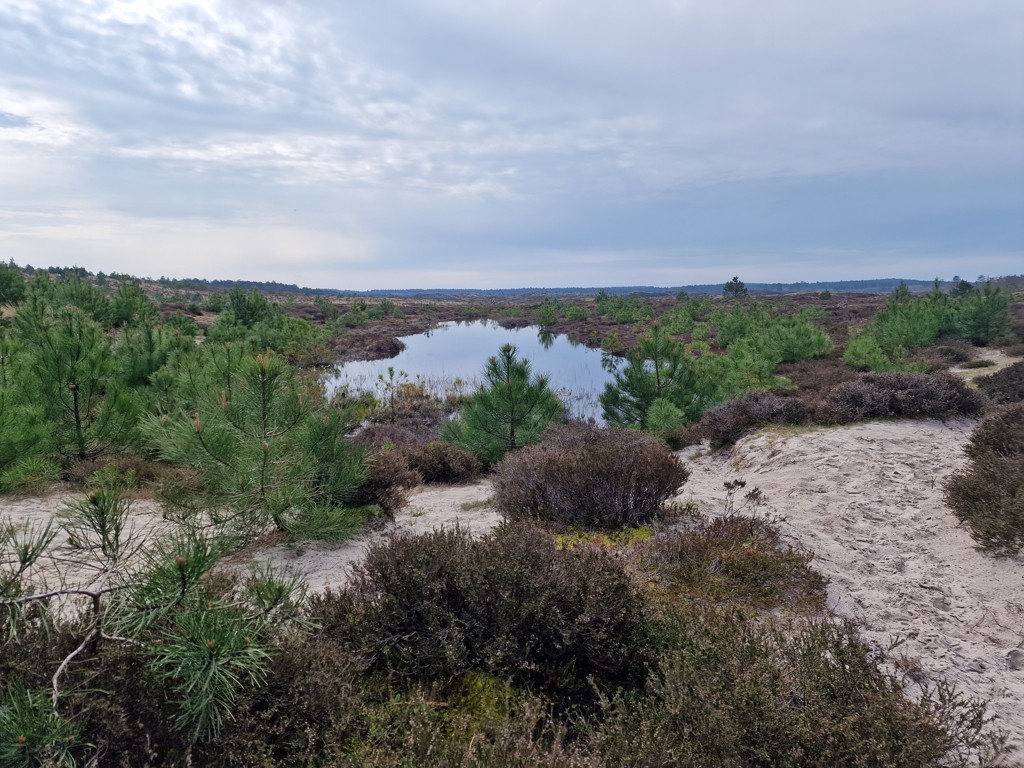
[676,419,1024,754]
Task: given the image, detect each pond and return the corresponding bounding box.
[325,320,620,422]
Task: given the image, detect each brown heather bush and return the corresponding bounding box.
[946,404,1024,555]
[699,392,811,448]
[348,447,421,513]
[593,612,994,768]
[311,523,653,706]
[818,372,985,424]
[402,440,481,484]
[975,360,1024,405]
[634,513,827,611]
[492,423,688,528]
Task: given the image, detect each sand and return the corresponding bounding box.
[677,418,1024,754]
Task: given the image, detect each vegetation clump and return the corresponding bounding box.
[442,344,563,466]
[699,391,811,448]
[818,372,985,424]
[975,360,1024,405]
[492,423,688,528]
[314,523,653,706]
[945,404,1024,554]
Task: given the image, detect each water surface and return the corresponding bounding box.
[326,320,619,422]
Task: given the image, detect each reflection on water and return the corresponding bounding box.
[325,320,620,423]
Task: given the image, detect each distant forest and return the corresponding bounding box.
[5,261,1021,298]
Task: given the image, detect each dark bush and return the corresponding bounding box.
[699,391,811,448]
[975,361,1024,405]
[635,514,826,611]
[492,423,688,528]
[818,372,985,424]
[313,523,652,705]
[402,440,481,484]
[946,404,1024,555]
[594,612,993,768]
[201,638,370,767]
[349,448,421,513]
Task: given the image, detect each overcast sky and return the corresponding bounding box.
[1,1,1022,290]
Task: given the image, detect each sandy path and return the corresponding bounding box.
[245,481,499,593]
[676,419,1024,753]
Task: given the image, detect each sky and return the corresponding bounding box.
[0,1,1022,290]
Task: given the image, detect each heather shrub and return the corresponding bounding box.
[699,391,810,448]
[349,447,421,513]
[975,360,1024,405]
[634,513,826,611]
[402,440,481,484]
[492,423,689,528]
[818,372,985,424]
[593,613,993,768]
[945,404,1024,554]
[315,524,652,705]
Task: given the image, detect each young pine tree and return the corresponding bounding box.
[443,344,563,466]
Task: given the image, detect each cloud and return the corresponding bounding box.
[0,0,1020,287]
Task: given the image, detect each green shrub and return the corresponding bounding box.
[442,345,562,466]
[492,423,688,528]
[945,405,1024,554]
[956,282,1013,344]
[315,523,653,705]
[975,361,1024,405]
[818,373,985,424]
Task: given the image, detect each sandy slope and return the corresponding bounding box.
[677,419,1024,754]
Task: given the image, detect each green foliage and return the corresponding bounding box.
[226,287,277,327]
[723,275,748,299]
[14,304,138,461]
[712,306,832,363]
[535,300,558,327]
[0,263,26,305]
[644,397,684,437]
[594,293,654,324]
[0,332,52,490]
[956,282,1013,344]
[144,351,366,537]
[0,686,80,768]
[442,344,562,466]
[600,325,717,426]
[150,605,273,740]
[844,281,1014,371]
[109,281,157,327]
[492,423,689,528]
[564,303,588,321]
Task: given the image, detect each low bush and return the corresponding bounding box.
[593,613,993,768]
[818,372,985,424]
[348,448,421,513]
[634,513,826,611]
[402,440,481,484]
[492,423,689,528]
[975,360,1024,405]
[314,523,652,706]
[946,404,1024,555]
[699,391,810,448]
